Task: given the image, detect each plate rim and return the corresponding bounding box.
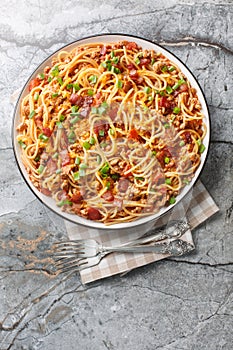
[12,32,211,230]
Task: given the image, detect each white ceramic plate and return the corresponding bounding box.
[12,34,210,231]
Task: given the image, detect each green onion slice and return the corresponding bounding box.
[38,164,45,174]
[173,107,181,114]
[83,141,91,150]
[88,75,97,84]
[57,199,73,207]
[166,86,173,94]
[87,89,94,96]
[169,196,176,204]
[18,140,26,149]
[29,110,36,119]
[199,144,206,153]
[51,65,60,77]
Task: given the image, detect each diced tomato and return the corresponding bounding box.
[128,129,139,140]
[101,190,114,202]
[70,192,83,204]
[87,207,102,220]
[125,42,138,50]
[158,96,171,109]
[46,158,57,173]
[29,78,40,92]
[42,127,52,137]
[60,149,70,167]
[118,178,129,192]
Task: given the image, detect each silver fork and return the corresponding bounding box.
[53,220,189,259]
[53,221,192,273]
[54,239,194,273]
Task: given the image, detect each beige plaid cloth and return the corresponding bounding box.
[65,180,219,284]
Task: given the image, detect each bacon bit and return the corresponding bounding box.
[123,80,133,93]
[87,207,102,220]
[156,148,172,165]
[83,96,93,106]
[113,197,123,210]
[41,188,52,196]
[16,122,27,132]
[93,92,103,107]
[29,78,40,92]
[106,177,114,190]
[158,96,171,109]
[128,129,139,140]
[152,173,165,185]
[62,164,71,175]
[179,84,189,92]
[69,94,84,106]
[184,131,192,144]
[129,69,139,80]
[60,129,69,150]
[125,42,138,50]
[35,116,43,129]
[60,149,70,167]
[42,127,52,137]
[94,120,110,136]
[70,192,83,204]
[101,190,114,202]
[100,46,107,55]
[122,164,133,177]
[46,158,57,173]
[79,106,91,118]
[139,58,150,66]
[187,119,202,130]
[160,186,167,194]
[118,178,129,192]
[72,203,81,214]
[108,105,118,120]
[127,63,135,70]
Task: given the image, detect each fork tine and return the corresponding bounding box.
[55,258,90,273]
[55,255,102,273]
[53,250,86,258]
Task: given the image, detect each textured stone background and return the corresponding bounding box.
[0,1,232,349]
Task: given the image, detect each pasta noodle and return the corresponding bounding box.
[16,40,206,224]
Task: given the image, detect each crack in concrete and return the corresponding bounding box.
[168,258,233,268]
[160,37,233,56]
[130,284,192,303]
[0,267,57,276]
[0,273,72,333]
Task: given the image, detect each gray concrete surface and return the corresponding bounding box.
[0,1,232,349]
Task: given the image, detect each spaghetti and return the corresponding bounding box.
[17,40,206,224]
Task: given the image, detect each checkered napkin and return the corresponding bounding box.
[65,180,219,284]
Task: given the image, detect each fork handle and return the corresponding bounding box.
[102,239,194,256]
[124,220,190,246]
